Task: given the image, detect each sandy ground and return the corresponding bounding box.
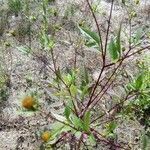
[0,0,150,149]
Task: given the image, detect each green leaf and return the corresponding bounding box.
[55,69,61,83]
[17,46,30,55]
[122,0,126,4]
[51,122,65,137]
[132,28,143,44]
[70,84,77,96]
[135,74,143,90]
[63,73,73,86]
[141,133,150,150]
[83,111,91,132]
[85,40,98,48]
[51,122,72,137]
[116,24,122,55]
[109,121,117,132]
[16,109,36,117]
[64,105,71,121]
[51,112,66,122]
[79,26,101,48]
[108,38,119,61]
[106,121,117,134]
[40,31,55,49]
[50,123,72,144]
[80,85,89,100]
[108,25,122,61]
[88,134,96,146]
[135,28,143,41]
[70,114,83,130]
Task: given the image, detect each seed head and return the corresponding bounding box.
[22,96,35,110]
[41,131,51,142]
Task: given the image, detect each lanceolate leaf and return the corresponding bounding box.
[116,23,122,55]
[107,121,117,133]
[70,84,77,96]
[51,122,72,138]
[131,28,143,45]
[135,74,143,90]
[83,111,91,132]
[88,134,96,146]
[141,133,150,150]
[51,122,65,137]
[51,112,66,122]
[85,40,98,48]
[108,25,122,62]
[84,67,89,84]
[64,105,71,121]
[70,114,83,130]
[108,38,119,61]
[55,68,61,83]
[17,46,31,55]
[79,26,101,47]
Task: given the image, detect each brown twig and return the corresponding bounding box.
[91,128,129,150]
[91,92,136,124]
[83,0,115,117]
